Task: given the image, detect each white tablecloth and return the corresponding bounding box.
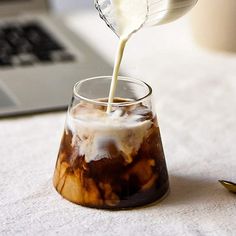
[0,10,236,236]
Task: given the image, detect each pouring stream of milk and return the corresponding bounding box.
[106,0,148,113]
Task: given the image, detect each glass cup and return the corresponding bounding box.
[53,76,169,209]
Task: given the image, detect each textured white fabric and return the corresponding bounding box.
[0,11,236,236]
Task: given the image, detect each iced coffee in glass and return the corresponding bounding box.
[53,76,169,209]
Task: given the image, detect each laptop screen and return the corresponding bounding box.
[0,0,48,16]
[0,0,32,4]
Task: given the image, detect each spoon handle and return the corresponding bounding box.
[219,180,236,193]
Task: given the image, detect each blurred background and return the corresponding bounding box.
[50,0,92,12]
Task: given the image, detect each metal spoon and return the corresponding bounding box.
[219,180,236,194]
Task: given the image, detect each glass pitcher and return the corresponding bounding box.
[95,0,198,36]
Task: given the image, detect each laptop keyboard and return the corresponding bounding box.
[0,22,75,67]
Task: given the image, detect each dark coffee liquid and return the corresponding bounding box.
[53,99,169,209]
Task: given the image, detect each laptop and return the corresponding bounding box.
[0,0,112,117]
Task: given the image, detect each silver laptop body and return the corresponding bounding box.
[0,0,112,117]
